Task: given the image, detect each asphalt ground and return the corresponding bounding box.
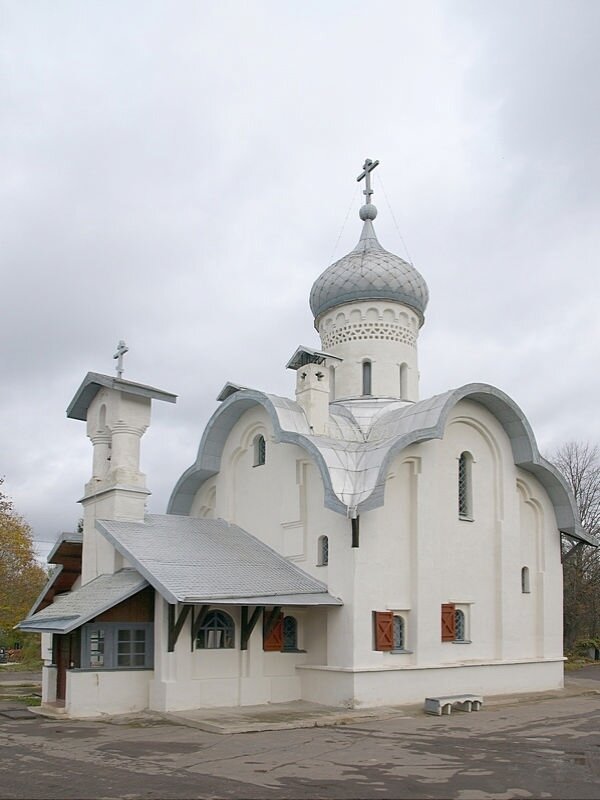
[2,672,600,799]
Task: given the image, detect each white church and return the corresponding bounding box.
[21,160,593,718]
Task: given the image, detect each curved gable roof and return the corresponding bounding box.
[167,384,592,544]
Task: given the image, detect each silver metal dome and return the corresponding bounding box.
[309,213,429,325]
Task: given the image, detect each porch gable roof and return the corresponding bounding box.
[18,570,148,634]
[96,515,342,607]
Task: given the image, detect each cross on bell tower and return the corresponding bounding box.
[113,340,128,379]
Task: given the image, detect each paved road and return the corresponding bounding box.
[0,670,42,683]
[574,663,600,681]
[2,687,600,799]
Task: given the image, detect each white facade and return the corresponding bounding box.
[22,171,584,717]
[161,398,564,709]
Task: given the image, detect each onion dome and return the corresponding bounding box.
[309,201,429,326]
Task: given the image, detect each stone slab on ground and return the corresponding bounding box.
[163,700,409,734]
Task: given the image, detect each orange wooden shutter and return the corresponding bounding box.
[263,613,284,651]
[441,603,455,641]
[374,611,394,651]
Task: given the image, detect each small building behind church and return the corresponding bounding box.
[20,161,593,718]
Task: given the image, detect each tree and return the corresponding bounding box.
[0,478,47,653]
[550,442,600,650]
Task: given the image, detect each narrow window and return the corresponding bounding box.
[521,566,530,593]
[362,360,372,396]
[392,615,405,651]
[454,609,466,642]
[282,616,298,651]
[458,452,473,519]
[329,366,336,402]
[196,610,235,649]
[253,435,266,467]
[399,363,408,400]
[317,535,329,566]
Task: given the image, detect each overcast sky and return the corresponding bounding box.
[1,0,599,558]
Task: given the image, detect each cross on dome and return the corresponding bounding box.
[356,158,379,221]
[113,340,128,378]
[356,158,379,204]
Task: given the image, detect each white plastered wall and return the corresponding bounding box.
[148,596,331,710]
[137,394,565,712]
[66,668,152,717]
[311,397,565,707]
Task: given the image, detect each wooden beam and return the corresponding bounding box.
[50,557,82,572]
[263,606,282,638]
[190,605,211,650]
[168,604,191,652]
[351,516,360,548]
[241,606,263,650]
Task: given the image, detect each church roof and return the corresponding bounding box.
[18,570,148,634]
[96,515,342,606]
[169,384,595,546]
[309,216,429,324]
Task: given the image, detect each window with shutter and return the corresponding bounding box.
[441,603,456,642]
[373,611,394,651]
[263,613,284,651]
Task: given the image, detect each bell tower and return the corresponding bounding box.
[67,344,176,583]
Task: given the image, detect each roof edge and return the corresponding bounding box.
[67,372,177,421]
[167,390,347,517]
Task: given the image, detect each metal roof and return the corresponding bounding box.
[168,384,594,546]
[67,372,177,421]
[309,219,429,324]
[18,570,148,633]
[96,515,343,606]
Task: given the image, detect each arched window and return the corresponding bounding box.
[195,610,235,649]
[454,609,466,642]
[362,360,372,396]
[393,615,405,651]
[458,452,473,519]
[521,566,530,593]
[253,435,266,467]
[317,535,329,566]
[282,616,298,651]
[399,363,408,400]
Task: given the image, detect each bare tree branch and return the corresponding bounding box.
[550,442,600,649]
